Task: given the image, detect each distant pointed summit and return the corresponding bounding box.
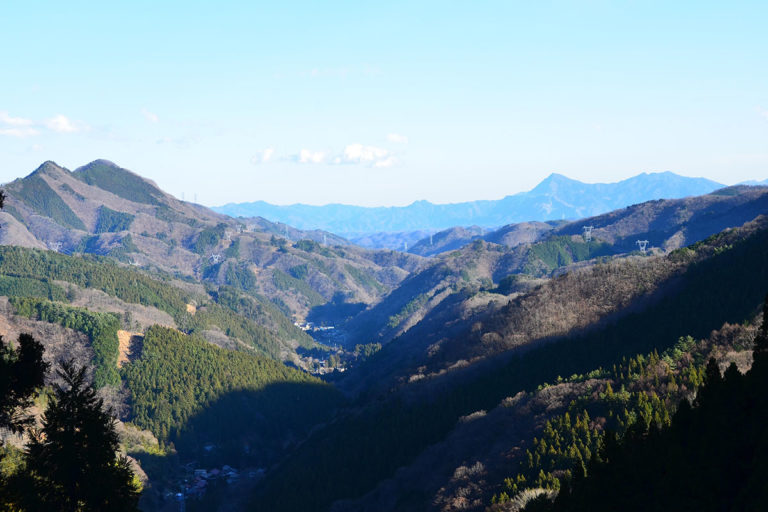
[530,172,582,194]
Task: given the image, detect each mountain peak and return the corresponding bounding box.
[88,158,118,168]
[530,172,582,194]
[74,159,123,174]
[27,160,69,179]
[72,160,166,206]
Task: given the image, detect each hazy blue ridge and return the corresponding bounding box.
[213,172,724,234]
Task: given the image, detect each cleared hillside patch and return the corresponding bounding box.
[117,330,143,367]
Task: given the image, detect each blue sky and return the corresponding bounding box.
[1,1,766,206]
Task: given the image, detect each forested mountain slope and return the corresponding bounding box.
[339,186,768,386]
[0,246,347,510]
[536,310,768,512]
[1,160,425,325]
[252,214,768,512]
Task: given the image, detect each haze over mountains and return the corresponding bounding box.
[213,171,724,239]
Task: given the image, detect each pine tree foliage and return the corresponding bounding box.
[18,360,140,512]
[0,333,48,508]
[10,298,120,388]
[0,334,48,434]
[528,296,768,511]
[121,326,343,460]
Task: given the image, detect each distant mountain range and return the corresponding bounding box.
[213,172,725,237]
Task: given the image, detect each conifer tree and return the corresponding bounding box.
[0,333,48,507]
[0,333,48,434]
[20,360,139,511]
[752,293,768,365]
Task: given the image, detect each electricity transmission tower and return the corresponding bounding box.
[636,240,649,254]
[582,225,594,242]
[210,253,222,264]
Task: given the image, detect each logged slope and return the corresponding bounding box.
[214,171,722,235]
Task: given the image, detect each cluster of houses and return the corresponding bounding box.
[293,321,335,332]
[177,464,265,500]
[295,321,347,346]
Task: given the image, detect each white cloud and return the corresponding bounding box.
[251,148,275,164]
[340,143,390,165]
[288,143,398,168]
[45,114,81,133]
[0,127,40,137]
[0,111,34,127]
[0,110,37,136]
[0,110,86,136]
[297,149,326,164]
[373,156,398,168]
[141,108,159,123]
[759,107,768,121]
[387,133,408,144]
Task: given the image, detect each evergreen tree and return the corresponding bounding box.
[0,333,48,434]
[20,360,139,511]
[0,333,48,508]
[752,293,768,368]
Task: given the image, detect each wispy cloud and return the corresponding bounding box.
[251,148,275,164]
[0,127,40,137]
[0,111,34,127]
[0,110,38,137]
[334,143,390,165]
[373,156,398,168]
[0,110,88,137]
[759,106,768,121]
[297,149,327,164]
[45,114,82,133]
[286,143,398,168]
[141,108,159,123]
[386,133,408,144]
